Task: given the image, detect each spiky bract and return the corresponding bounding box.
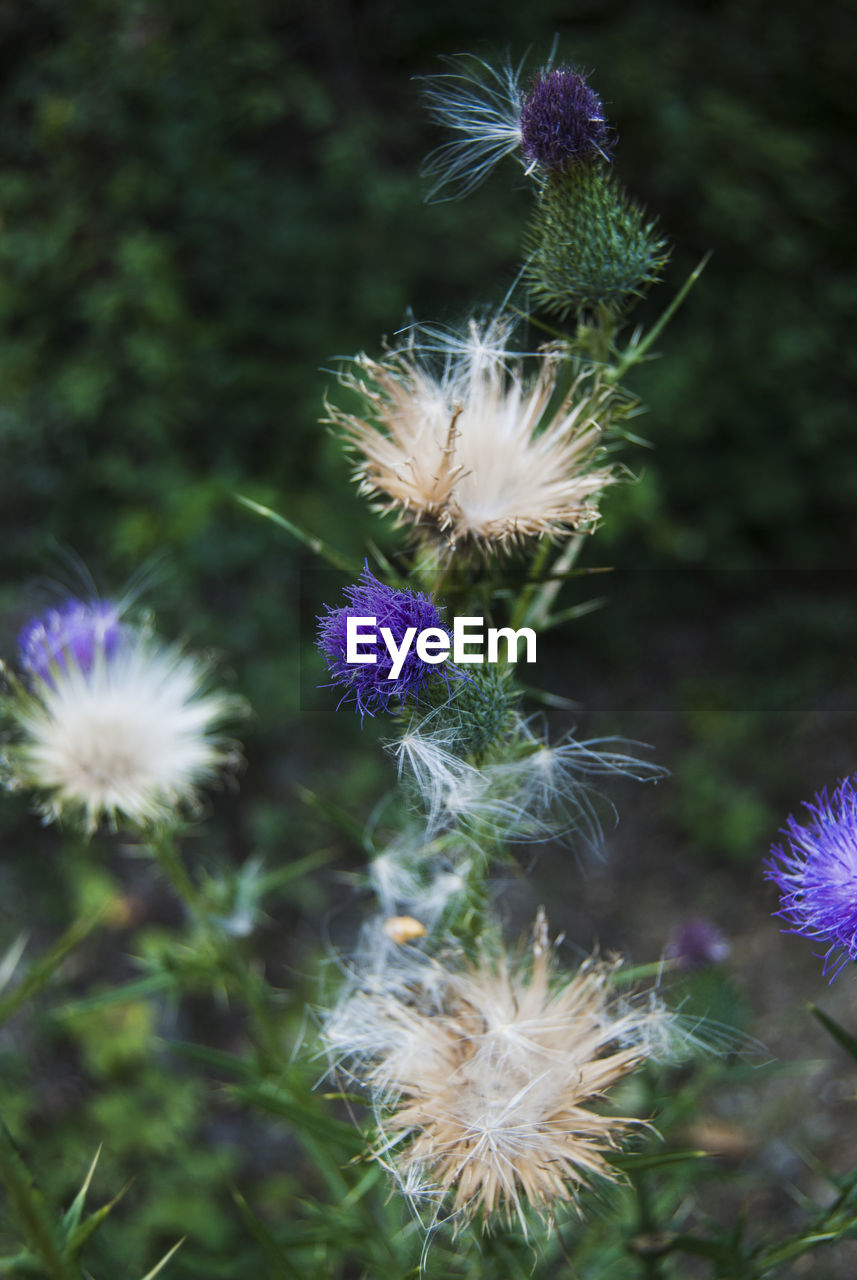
[327,911,666,1228]
[329,323,615,554]
[525,162,670,317]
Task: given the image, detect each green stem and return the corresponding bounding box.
[150,829,281,1075]
[524,535,585,631]
[508,536,553,632]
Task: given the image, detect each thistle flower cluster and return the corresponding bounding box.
[421,53,669,317]
[325,911,677,1230]
[310,47,721,1244]
[421,55,610,200]
[316,565,456,718]
[3,599,237,832]
[329,322,615,554]
[766,777,857,979]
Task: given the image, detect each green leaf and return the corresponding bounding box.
[65,1185,129,1258]
[0,1125,75,1280]
[612,1149,708,1173]
[230,1187,304,1279]
[0,909,107,1027]
[809,1004,857,1059]
[139,1237,184,1280]
[60,1146,101,1237]
[236,494,361,574]
[56,972,177,1018]
[161,1040,260,1083]
[232,1081,363,1150]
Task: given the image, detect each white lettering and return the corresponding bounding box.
[380,626,417,680]
[453,617,484,664]
[415,628,451,664]
[487,626,537,664]
[346,617,377,663]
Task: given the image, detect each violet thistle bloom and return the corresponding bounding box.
[316,566,454,720]
[3,601,239,832]
[325,910,675,1230]
[665,917,730,970]
[519,69,610,172]
[328,321,615,554]
[766,777,857,979]
[19,599,123,682]
[420,55,609,200]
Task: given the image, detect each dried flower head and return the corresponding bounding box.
[766,776,857,979]
[329,323,615,554]
[420,55,610,200]
[4,601,238,832]
[327,911,669,1230]
[316,566,456,720]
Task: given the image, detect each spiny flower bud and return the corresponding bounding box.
[525,161,670,317]
[520,69,610,172]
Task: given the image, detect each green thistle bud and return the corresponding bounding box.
[425,663,519,759]
[525,161,670,318]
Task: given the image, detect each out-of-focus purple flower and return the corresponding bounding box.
[765,776,857,980]
[19,600,123,683]
[316,566,453,720]
[666,917,730,970]
[520,70,610,172]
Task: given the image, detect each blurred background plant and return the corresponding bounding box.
[0,0,856,1276]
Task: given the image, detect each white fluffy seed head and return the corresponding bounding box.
[6,633,240,832]
[324,911,680,1232]
[328,323,615,556]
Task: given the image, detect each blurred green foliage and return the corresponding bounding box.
[0,0,855,1275]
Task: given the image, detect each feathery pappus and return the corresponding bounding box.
[325,910,678,1231]
[3,599,240,833]
[327,320,616,555]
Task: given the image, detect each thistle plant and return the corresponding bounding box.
[1,40,856,1280]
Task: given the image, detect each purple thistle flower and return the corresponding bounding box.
[18,599,123,683]
[520,70,610,172]
[665,917,730,970]
[765,776,857,980]
[316,566,453,720]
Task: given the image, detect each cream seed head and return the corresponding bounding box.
[5,608,240,833]
[327,911,673,1231]
[328,324,615,555]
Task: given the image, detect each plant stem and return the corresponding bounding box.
[150,829,281,1074]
